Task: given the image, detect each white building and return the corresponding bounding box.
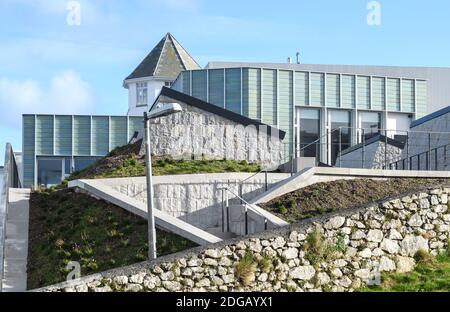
[123,33,201,116]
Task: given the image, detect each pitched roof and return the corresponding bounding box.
[152,87,286,141]
[126,33,201,81]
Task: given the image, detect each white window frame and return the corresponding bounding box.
[136,82,148,107]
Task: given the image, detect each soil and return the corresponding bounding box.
[259,178,449,223]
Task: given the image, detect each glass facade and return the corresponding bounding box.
[297,108,321,159]
[330,110,351,165]
[22,115,143,188]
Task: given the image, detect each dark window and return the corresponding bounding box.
[74,157,99,172]
[37,158,62,188]
[361,112,381,141]
[331,111,351,165]
[299,109,321,159]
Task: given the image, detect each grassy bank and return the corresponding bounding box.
[260,178,449,223]
[360,248,450,292]
[68,140,261,181]
[27,188,197,290]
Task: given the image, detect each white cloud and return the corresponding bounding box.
[0,71,94,128]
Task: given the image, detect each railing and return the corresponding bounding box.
[0,143,21,292]
[291,126,450,171]
[219,186,268,236]
[386,142,450,171]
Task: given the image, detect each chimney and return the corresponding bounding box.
[287,57,291,64]
[296,52,300,64]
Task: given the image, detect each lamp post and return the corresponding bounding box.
[144,102,182,260]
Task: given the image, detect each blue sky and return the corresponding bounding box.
[1,0,450,164]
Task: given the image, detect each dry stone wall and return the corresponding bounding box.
[37,186,450,292]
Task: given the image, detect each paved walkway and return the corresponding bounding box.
[1,188,30,292]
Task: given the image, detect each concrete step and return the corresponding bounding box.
[206,226,237,240]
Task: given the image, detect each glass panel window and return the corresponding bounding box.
[136,82,148,107]
[360,112,381,141]
[330,110,351,165]
[299,109,321,159]
[37,158,63,188]
[74,157,99,172]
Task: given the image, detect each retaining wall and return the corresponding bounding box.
[36,185,450,292]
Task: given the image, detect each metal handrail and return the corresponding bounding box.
[386,142,450,171]
[219,186,268,236]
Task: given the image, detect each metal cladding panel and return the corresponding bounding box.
[225,68,241,114]
[387,78,401,111]
[128,117,144,140]
[208,69,225,108]
[372,77,385,110]
[110,117,128,150]
[22,115,35,188]
[262,69,277,125]
[243,68,261,120]
[278,70,293,155]
[35,115,54,155]
[357,76,370,109]
[171,75,182,91]
[73,116,91,156]
[416,80,428,118]
[54,115,72,155]
[92,116,109,156]
[181,71,191,95]
[295,71,308,106]
[310,73,324,106]
[192,70,207,101]
[326,74,340,108]
[402,79,415,113]
[341,75,355,109]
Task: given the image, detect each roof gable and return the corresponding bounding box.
[126,33,200,81]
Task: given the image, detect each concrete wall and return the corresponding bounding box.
[142,101,285,169]
[37,185,450,292]
[99,173,290,230]
[338,141,403,169]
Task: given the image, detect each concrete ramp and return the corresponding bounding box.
[250,167,450,205]
[68,180,222,246]
[2,188,30,292]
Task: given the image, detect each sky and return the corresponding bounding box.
[1,0,450,164]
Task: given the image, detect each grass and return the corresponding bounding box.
[360,247,450,292]
[260,178,449,223]
[27,188,197,290]
[235,252,258,286]
[303,227,339,267]
[68,140,261,181]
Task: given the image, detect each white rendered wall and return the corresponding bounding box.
[127,79,167,116]
[387,113,412,137]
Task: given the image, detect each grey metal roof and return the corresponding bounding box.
[126,33,200,81]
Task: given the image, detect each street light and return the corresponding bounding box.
[144,102,183,260]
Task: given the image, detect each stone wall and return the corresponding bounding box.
[142,102,285,169]
[100,173,290,230]
[36,186,450,292]
[338,141,403,169]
